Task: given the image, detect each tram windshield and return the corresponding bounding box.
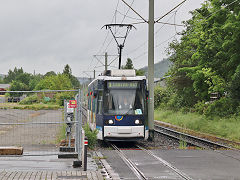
[103,81,145,115]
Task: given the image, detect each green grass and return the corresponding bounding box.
[83,124,98,149]
[56,123,67,144]
[155,109,240,142]
[179,139,187,149]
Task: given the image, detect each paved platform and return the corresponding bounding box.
[0,170,103,180]
[0,151,103,180]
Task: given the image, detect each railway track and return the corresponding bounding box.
[154,123,237,150]
[109,142,193,180]
[81,106,88,119]
[154,123,239,150]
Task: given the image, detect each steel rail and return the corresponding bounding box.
[137,145,193,180]
[81,106,88,118]
[154,124,240,162]
[154,124,238,150]
[110,143,148,180]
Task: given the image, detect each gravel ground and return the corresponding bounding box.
[94,132,183,150]
[138,132,180,149]
[0,109,63,152]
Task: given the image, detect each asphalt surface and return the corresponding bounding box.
[0,152,98,171]
[100,149,240,180]
[0,108,100,179]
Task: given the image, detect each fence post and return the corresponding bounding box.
[83,137,88,171]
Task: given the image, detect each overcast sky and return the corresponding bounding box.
[0,0,205,77]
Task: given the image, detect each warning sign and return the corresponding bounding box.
[68,100,77,108]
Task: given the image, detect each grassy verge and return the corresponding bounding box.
[0,103,61,110]
[155,109,240,142]
[83,124,98,149]
[56,123,67,144]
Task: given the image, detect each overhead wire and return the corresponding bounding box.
[96,0,120,55]
[132,33,177,61]
[102,0,135,54]
[86,0,120,73]
[132,0,239,62]
[125,0,187,62]
[126,12,177,57]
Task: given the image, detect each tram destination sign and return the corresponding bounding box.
[108,81,139,89]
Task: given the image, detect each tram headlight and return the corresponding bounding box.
[135,119,140,125]
[108,119,114,124]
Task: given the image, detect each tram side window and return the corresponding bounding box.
[103,91,116,113]
[97,91,103,114]
[88,94,91,110]
[92,97,96,112]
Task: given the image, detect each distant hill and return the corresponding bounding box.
[140,58,172,78]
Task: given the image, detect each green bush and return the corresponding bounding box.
[194,101,209,114]
[166,93,186,110]
[55,92,75,106]
[19,94,39,105]
[83,124,98,149]
[154,86,170,107]
[204,97,237,117]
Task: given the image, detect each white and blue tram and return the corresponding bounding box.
[87,69,149,141]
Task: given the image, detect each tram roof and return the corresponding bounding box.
[96,75,146,81]
[88,75,146,87]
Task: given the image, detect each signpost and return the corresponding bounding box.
[68,100,77,108]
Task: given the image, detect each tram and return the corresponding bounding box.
[87,69,148,141]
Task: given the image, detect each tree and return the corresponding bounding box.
[166,0,240,107]
[136,69,145,76]
[9,80,29,97]
[35,74,73,90]
[0,77,3,84]
[29,74,43,90]
[4,67,24,83]
[44,71,56,77]
[62,64,80,88]
[122,58,134,69]
[63,64,72,76]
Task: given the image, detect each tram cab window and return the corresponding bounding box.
[103,82,145,115]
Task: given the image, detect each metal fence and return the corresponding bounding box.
[0,90,83,157]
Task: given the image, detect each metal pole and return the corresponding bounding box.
[93,70,96,79]
[78,89,82,161]
[118,45,123,69]
[75,95,79,153]
[148,0,154,140]
[105,52,108,71]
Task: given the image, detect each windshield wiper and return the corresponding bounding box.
[123,108,133,115]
